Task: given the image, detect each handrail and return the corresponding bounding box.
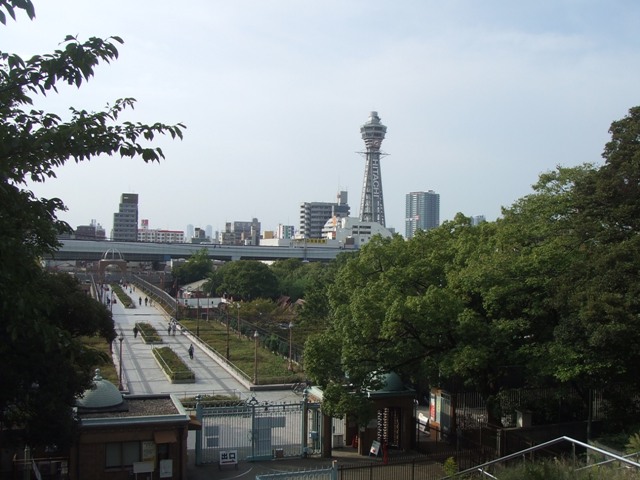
[575,450,640,471]
[449,436,640,478]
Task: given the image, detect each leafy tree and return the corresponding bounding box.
[270,258,308,299]
[0,0,184,448]
[210,260,279,301]
[549,108,640,404]
[172,248,213,286]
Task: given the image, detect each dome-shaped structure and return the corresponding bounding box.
[76,369,125,411]
[367,371,414,398]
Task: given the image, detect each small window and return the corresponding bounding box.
[105,441,141,469]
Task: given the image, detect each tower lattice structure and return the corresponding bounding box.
[359,111,387,226]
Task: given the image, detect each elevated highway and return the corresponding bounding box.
[48,239,350,263]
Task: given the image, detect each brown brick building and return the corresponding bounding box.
[70,370,192,479]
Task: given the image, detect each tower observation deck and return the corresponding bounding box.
[359,111,387,226]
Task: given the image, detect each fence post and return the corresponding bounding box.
[195,396,203,466]
[302,388,309,458]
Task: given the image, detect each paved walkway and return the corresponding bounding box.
[109,288,300,405]
[104,286,374,479]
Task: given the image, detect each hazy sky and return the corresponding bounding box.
[7,0,640,235]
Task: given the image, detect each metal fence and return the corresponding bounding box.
[194,397,323,464]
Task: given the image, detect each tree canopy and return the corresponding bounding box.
[0,0,184,448]
[304,106,640,425]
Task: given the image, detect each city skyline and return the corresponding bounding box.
[12,1,640,235]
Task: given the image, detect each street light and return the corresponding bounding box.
[253,330,259,384]
[288,321,294,371]
[117,332,124,390]
[196,293,200,337]
[226,312,230,360]
[236,303,241,337]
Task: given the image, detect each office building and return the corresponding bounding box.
[299,191,350,239]
[75,219,106,240]
[359,111,387,227]
[471,215,486,226]
[112,193,138,242]
[219,218,261,245]
[405,190,440,238]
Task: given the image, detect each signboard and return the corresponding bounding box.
[159,459,173,478]
[430,392,436,421]
[142,441,156,463]
[369,440,381,457]
[133,462,154,474]
[219,450,238,468]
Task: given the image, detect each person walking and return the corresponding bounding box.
[133,326,139,338]
[188,344,194,360]
[139,296,142,306]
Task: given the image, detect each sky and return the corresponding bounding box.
[7,0,640,236]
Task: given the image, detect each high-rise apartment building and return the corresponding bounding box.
[299,191,350,239]
[112,193,138,242]
[405,190,440,238]
[277,224,295,239]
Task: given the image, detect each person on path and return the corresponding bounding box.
[172,324,176,336]
[133,326,139,338]
[145,297,148,306]
[168,325,171,335]
[139,296,142,306]
[188,344,194,360]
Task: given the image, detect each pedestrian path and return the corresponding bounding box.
[108,288,299,405]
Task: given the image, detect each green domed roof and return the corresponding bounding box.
[77,369,124,410]
[367,371,415,398]
[378,372,404,392]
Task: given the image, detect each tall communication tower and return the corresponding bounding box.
[359,111,387,226]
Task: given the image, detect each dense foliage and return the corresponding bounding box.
[304,107,640,425]
[0,0,183,448]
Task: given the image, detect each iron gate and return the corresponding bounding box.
[194,397,322,464]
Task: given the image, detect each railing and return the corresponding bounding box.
[449,436,640,478]
[256,462,337,480]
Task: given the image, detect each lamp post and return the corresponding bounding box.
[236,303,241,337]
[253,330,259,384]
[196,293,200,337]
[288,321,294,371]
[226,313,230,360]
[117,332,124,390]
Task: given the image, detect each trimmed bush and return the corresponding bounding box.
[152,346,195,383]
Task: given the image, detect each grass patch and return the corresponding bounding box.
[152,346,195,383]
[180,394,244,408]
[82,335,119,384]
[135,322,163,344]
[180,319,305,384]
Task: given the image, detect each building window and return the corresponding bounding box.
[105,441,141,468]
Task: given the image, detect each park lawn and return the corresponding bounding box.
[180,319,303,384]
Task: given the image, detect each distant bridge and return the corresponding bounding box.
[47,239,349,263]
